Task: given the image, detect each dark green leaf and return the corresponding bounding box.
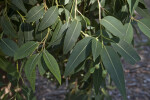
[100,16,125,38]
[26,5,44,22]
[112,40,140,65]
[43,50,61,84]
[38,6,59,31]
[25,54,40,91]
[0,38,18,57]
[101,46,126,100]
[92,38,102,61]
[11,0,27,14]
[123,23,133,44]
[64,37,93,77]
[93,66,102,94]
[137,18,150,38]
[14,41,39,60]
[63,20,81,54]
[1,16,17,38]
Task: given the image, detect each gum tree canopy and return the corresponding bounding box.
[0,0,150,100]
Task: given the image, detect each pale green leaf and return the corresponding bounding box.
[127,0,139,15]
[63,20,81,54]
[14,41,39,60]
[64,37,93,77]
[43,50,61,84]
[101,46,126,100]
[112,40,140,65]
[26,5,44,22]
[38,6,58,31]
[0,38,18,57]
[136,7,150,18]
[100,16,125,38]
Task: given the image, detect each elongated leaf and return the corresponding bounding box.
[137,18,150,38]
[38,6,58,31]
[63,20,81,54]
[64,37,93,77]
[127,0,139,15]
[1,16,17,38]
[37,55,46,76]
[112,40,140,65]
[123,23,133,44]
[101,46,126,100]
[11,0,27,14]
[25,54,40,91]
[0,57,18,76]
[43,50,61,84]
[14,41,39,60]
[136,7,150,18]
[0,38,18,57]
[93,66,102,94]
[100,16,125,38]
[92,38,102,61]
[26,5,44,22]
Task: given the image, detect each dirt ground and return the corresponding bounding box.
[35,1,150,100]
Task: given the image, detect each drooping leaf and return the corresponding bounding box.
[0,57,18,77]
[123,23,133,44]
[136,7,150,18]
[11,0,27,14]
[24,54,40,91]
[127,0,139,15]
[112,40,140,65]
[43,50,61,84]
[26,5,44,22]
[64,37,93,77]
[100,16,125,38]
[93,66,102,94]
[101,46,126,100]
[0,38,18,57]
[63,20,81,54]
[37,55,46,76]
[0,16,17,38]
[14,41,39,60]
[38,6,59,31]
[92,38,102,61]
[137,18,150,38]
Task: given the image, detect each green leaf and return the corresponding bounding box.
[38,6,59,31]
[11,0,27,14]
[112,40,140,65]
[37,56,46,76]
[127,0,139,15]
[63,20,81,54]
[14,41,39,60]
[64,37,93,77]
[1,16,17,38]
[123,23,133,44]
[92,38,102,61]
[100,16,125,38]
[101,46,126,100]
[136,7,150,18]
[0,57,18,76]
[0,38,18,57]
[26,5,44,22]
[64,0,70,5]
[25,54,40,91]
[93,66,102,94]
[43,50,61,84]
[137,18,150,38]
